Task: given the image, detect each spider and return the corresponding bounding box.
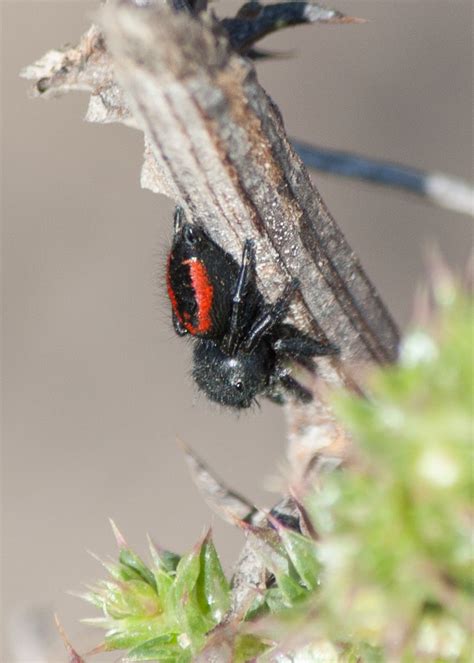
[166,207,337,409]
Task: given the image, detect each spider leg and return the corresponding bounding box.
[225,239,255,355]
[243,279,299,352]
[173,206,185,233]
[172,311,188,336]
[265,392,286,405]
[283,352,316,373]
[279,373,313,403]
[274,333,338,370]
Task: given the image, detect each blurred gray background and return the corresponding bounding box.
[2,1,472,660]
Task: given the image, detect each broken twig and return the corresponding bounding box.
[293,141,474,218]
[21,0,400,498]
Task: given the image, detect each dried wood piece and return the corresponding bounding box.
[22,1,399,380]
[294,140,474,218]
[54,615,86,663]
[222,1,364,53]
[21,23,135,128]
[180,440,317,537]
[284,374,355,491]
[99,1,399,369]
[22,0,399,473]
[99,1,398,473]
[180,441,256,524]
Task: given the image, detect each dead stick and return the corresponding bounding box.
[101,1,399,374]
[22,0,399,473]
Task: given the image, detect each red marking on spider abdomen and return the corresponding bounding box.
[182,258,214,335]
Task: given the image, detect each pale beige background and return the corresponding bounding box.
[2,1,472,661]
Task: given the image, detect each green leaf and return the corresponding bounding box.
[243,593,268,621]
[119,549,157,590]
[172,542,213,648]
[147,538,179,607]
[246,525,308,607]
[104,580,160,619]
[126,633,190,662]
[277,524,321,591]
[264,586,291,613]
[343,642,384,663]
[104,617,166,649]
[148,538,181,575]
[276,573,308,606]
[234,634,268,662]
[197,532,230,622]
[305,287,473,656]
[159,550,182,575]
[153,566,174,606]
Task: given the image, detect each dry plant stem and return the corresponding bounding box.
[180,440,256,524]
[294,140,474,218]
[21,0,402,628]
[99,1,399,485]
[22,3,399,474]
[222,1,364,52]
[99,3,399,364]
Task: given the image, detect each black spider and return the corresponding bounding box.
[166,207,337,409]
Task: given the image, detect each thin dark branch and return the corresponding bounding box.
[222,1,363,53]
[293,140,474,217]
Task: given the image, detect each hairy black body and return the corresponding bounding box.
[166,207,336,409]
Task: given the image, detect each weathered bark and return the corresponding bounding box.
[97,3,400,371]
[21,0,400,495]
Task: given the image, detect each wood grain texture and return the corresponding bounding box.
[100,1,400,379]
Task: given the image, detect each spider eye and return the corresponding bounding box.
[184,225,197,244]
[234,380,243,391]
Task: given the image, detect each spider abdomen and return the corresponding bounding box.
[167,255,215,335]
[167,223,239,339]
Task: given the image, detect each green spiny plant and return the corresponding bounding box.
[69,278,472,662]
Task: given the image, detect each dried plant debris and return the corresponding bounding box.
[22,7,473,219]
[54,615,87,663]
[222,1,364,53]
[21,1,361,108]
[180,440,256,524]
[294,141,474,219]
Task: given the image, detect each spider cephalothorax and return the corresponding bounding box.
[166,207,337,409]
